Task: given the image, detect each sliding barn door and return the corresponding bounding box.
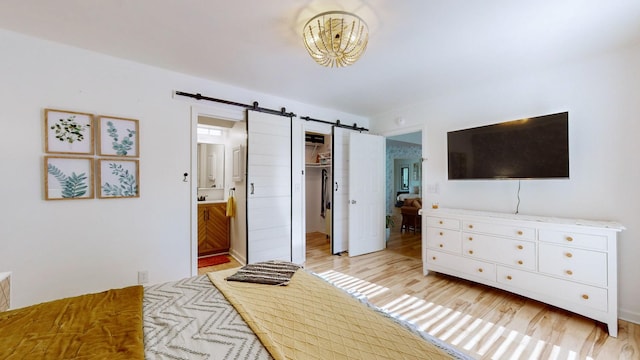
[246,110,292,263]
[348,132,386,257]
[291,117,305,265]
[331,127,349,254]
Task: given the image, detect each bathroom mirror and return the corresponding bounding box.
[198,143,225,189]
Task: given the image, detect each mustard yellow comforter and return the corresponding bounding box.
[209,268,457,360]
[0,285,144,360]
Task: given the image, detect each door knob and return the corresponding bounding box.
[351,200,357,204]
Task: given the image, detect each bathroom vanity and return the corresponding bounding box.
[197,201,229,256]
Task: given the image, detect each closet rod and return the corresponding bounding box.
[300,115,368,132]
[175,91,296,118]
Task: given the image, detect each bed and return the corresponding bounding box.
[0,262,473,360]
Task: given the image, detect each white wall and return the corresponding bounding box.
[370,42,640,324]
[226,121,249,264]
[0,29,368,308]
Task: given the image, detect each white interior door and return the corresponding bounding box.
[291,118,304,264]
[246,110,291,263]
[348,132,386,257]
[332,127,349,254]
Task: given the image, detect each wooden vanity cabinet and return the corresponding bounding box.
[198,202,229,256]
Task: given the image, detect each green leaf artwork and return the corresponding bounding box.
[102,163,137,197]
[50,115,90,144]
[107,121,136,156]
[47,164,88,198]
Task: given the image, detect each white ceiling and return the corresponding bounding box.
[1,1,640,118]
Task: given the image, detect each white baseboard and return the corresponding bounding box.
[619,308,640,325]
[228,248,246,266]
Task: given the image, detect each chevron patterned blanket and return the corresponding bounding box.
[143,275,272,359]
[143,272,472,360]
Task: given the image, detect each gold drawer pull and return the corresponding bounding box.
[468,250,474,254]
[517,245,523,250]
[565,252,573,258]
[439,244,444,248]
[468,224,474,229]
[566,236,574,242]
[439,220,443,224]
[478,268,483,273]
[517,230,523,235]
[468,237,473,241]
[517,260,523,265]
[439,231,444,236]
[566,270,573,275]
[506,275,512,280]
[582,294,589,300]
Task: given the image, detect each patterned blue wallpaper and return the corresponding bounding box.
[386,141,422,213]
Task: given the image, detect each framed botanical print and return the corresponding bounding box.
[44,156,94,200]
[44,109,94,155]
[97,159,140,198]
[97,116,139,157]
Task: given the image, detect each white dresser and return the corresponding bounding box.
[423,208,624,337]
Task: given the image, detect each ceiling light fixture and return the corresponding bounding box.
[302,10,369,68]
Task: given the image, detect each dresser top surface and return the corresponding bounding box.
[426,208,625,231]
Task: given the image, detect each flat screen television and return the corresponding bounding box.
[447,112,569,180]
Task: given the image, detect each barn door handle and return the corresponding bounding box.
[250,182,255,195]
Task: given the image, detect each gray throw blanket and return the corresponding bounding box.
[225,260,302,286]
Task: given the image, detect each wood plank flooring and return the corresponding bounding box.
[200,229,639,359]
[304,230,639,360]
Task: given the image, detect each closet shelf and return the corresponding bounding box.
[305,163,331,168]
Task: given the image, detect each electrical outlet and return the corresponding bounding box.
[138,271,149,284]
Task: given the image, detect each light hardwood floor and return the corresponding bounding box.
[304,230,639,360]
[200,230,639,359]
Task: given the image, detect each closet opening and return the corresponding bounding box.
[304,130,333,255]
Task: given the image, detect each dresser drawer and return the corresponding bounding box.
[426,227,461,253]
[427,250,496,282]
[497,266,607,312]
[426,216,460,230]
[539,243,607,287]
[463,221,535,241]
[538,229,607,251]
[462,233,536,270]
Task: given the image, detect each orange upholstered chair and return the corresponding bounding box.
[400,198,422,234]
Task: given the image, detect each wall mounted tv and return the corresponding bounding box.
[447,112,569,180]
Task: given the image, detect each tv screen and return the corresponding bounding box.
[447,112,569,180]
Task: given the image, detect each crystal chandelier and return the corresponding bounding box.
[302,11,369,68]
